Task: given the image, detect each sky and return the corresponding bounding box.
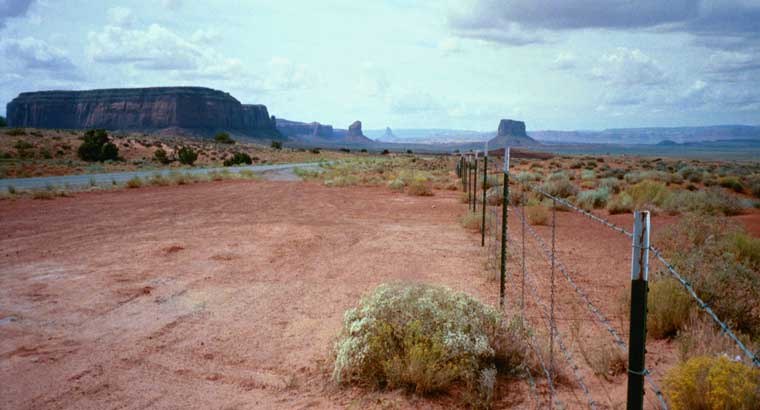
[1,0,759,131]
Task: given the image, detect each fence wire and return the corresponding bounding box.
[523,182,760,369]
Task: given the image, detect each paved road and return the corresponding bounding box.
[0,161,327,191]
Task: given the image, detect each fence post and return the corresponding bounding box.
[464,155,469,200]
[550,197,556,388]
[499,147,510,309]
[627,211,650,410]
[481,142,488,246]
[521,185,526,315]
[472,152,478,212]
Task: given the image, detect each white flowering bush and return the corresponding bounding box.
[332,283,526,407]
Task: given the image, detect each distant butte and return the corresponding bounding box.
[6,87,281,139]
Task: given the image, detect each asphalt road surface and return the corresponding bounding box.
[0,161,327,191]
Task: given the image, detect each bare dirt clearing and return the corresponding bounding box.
[0,180,507,409]
[2,179,759,409]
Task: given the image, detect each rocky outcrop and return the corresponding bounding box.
[276,118,335,139]
[345,120,373,143]
[488,118,537,147]
[6,87,280,138]
[382,126,396,141]
[497,119,527,138]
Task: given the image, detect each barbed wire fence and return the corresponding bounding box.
[455,148,760,409]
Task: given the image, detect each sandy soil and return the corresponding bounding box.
[1,179,758,409]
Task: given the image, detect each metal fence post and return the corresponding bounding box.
[521,185,526,315]
[464,154,469,199]
[472,152,478,212]
[550,197,556,388]
[627,211,650,410]
[499,147,510,309]
[481,142,488,246]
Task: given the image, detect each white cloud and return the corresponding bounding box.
[106,6,135,28]
[551,52,577,70]
[591,48,666,87]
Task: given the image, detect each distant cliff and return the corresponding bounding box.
[6,87,280,138]
[488,119,538,147]
[276,118,374,145]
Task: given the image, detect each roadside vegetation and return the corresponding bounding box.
[332,283,532,408]
[0,127,350,179]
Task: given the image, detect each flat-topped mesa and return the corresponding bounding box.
[5,87,279,138]
[488,118,538,147]
[497,119,528,138]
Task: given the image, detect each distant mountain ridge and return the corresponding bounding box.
[366,124,760,145]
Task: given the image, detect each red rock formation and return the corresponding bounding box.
[6,87,279,138]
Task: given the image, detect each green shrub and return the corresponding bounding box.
[324,175,359,187]
[14,140,33,150]
[0,115,6,127]
[382,149,390,155]
[663,355,760,410]
[541,177,578,198]
[647,278,692,339]
[177,146,198,165]
[6,128,25,136]
[270,141,282,150]
[333,283,526,406]
[580,169,595,180]
[577,187,610,210]
[657,215,760,337]
[214,132,235,144]
[311,148,321,154]
[407,179,433,196]
[625,180,671,210]
[153,148,171,164]
[599,177,622,194]
[662,188,743,216]
[678,166,704,183]
[223,152,252,166]
[607,193,634,214]
[77,129,119,162]
[387,178,405,191]
[514,172,541,183]
[719,176,744,193]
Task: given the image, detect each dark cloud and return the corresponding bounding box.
[449,0,760,50]
[0,0,35,28]
[1,37,80,78]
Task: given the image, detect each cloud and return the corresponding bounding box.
[704,50,760,75]
[106,6,135,28]
[591,48,666,87]
[0,36,80,78]
[0,0,34,28]
[448,0,760,50]
[260,56,311,92]
[551,52,577,70]
[389,91,442,115]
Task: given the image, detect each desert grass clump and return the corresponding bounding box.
[324,175,359,187]
[599,177,622,194]
[607,193,634,214]
[719,176,745,193]
[407,178,433,196]
[332,283,527,407]
[576,187,610,210]
[624,180,671,211]
[541,177,578,199]
[647,278,693,339]
[460,211,483,230]
[525,205,549,225]
[387,178,405,191]
[663,355,760,410]
[126,176,143,188]
[657,215,760,338]
[662,188,743,216]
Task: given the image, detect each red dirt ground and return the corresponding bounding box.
[1,180,758,409]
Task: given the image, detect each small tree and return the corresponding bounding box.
[78,129,119,162]
[382,149,390,155]
[153,148,171,164]
[177,146,198,165]
[271,141,282,150]
[214,132,235,144]
[223,152,253,166]
[0,115,7,127]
